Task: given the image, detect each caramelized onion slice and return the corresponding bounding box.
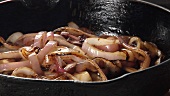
[93,58,121,78]
[128,36,144,49]
[74,71,92,81]
[54,37,85,55]
[6,32,23,44]
[56,72,78,80]
[118,37,151,72]
[49,47,88,59]
[0,36,21,50]
[54,27,97,38]
[12,67,38,78]
[76,61,98,73]
[19,46,40,60]
[82,38,126,60]
[0,50,21,59]
[68,22,79,29]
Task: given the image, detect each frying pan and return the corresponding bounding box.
[0,0,170,96]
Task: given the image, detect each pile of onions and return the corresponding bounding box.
[0,22,164,82]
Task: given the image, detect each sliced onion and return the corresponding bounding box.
[119,37,151,71]
[11,67,37,78]
[49,64,65,73]
[121,49,135,61]
[28,52,43,75]
[54,27,97,38]
[0,37,21,50]
[43,71,59,79]
[85,59,107,81]
[60,55,85,63]
[43,32,54,46]
[94,44,119,52]
[76,61,97,73]
[0,60,31,72]
[61,32,80,41]
[64,63,77,73]
[0,47,13,52]
[56,72,78,80]
[74,71,92,81]
[49,56,65,73]
[0,59,16,64]
[144,41,160,58]
[54,34,66,41]
[3,43,21,50]
[79,27,95,35]
[53,38,86,55]
[93,58,121,76]
[34,31,47,48]
[6,32,23,43]
[19,46,39,60]
[85,38,119,45]
[128,36,144,48]
[82,38,126,60]
[49,47,88,64]
[0,50,21,59]
[22,36,35,46]
[68,22,79,29]
[15,33,37,46]
[120,61,135,68]
[37,41,57,63]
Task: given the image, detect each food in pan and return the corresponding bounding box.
[0,22,164,82]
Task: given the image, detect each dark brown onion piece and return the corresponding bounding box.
[93,58,121,79]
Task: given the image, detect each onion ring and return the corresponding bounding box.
[82,38,126,60]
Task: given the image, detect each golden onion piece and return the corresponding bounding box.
[6,32,23,44]
[74,71,92,81]
[11,67,38,78]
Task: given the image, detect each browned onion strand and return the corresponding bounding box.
[0,22,164,82]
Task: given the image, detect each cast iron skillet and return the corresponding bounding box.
[0,0,170,96]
